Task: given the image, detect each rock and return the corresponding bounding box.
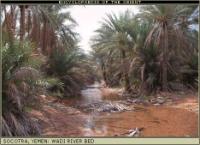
[127,128,140,137]
[153,103,161,106]
[169,82,187,91]
[127,99,140,103]
[40,95,46,99]
[77,101,132,113]
[39,95,47,102]
[156,98,165,104]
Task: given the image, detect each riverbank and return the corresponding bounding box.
[29,89,198,137]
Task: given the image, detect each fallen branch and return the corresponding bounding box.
[115,127,144,137]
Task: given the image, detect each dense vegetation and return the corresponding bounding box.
[1,5,95,136]
[91,5,198,95]
[1,5,198,136]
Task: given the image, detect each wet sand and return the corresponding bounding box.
[30,86,198,137]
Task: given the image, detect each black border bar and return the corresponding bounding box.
[1,1,59,4]
[1,0,199,4]
[141,0,199,3]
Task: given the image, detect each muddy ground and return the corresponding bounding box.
[30,90,198,137]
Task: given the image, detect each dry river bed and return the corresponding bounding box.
[30,87,198,137]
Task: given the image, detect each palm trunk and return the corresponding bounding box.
[46,26,50,54]
[31,15,37,43]
[162,25,168,91]
[19,5,25,42]
[139,64,146,94]
[121,49,131,93]
[31,15,42,52]
[100,60,108,85]
[27,10,31,38]
[51,29,58,55]
[4,6,16,42]
[42,17,48,54]
[4,13,14,42]
[10,6,16,40]
[37,24,41,48]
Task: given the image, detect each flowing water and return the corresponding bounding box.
[78,83,198,136]
[81,85,102,104]
[80,82,108,136]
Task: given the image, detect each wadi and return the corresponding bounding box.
[2,4,199,137]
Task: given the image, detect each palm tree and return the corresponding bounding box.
[19,5,27,42]
[32,5,77,55]
[91,11,136,92]
[2,5,80,136]
[2,39,41,136]
[2,5,18,42]
[4,5,77,55]
[140,5,197,91]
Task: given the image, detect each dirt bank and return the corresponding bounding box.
[95,106,198,137]
[30,91,198,137]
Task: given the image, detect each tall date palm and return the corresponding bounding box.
[140,5,197,91]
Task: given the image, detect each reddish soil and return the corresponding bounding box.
[31,99,88,137]
[170,95,198,114]
[30,92,198,137]
[96,106,198,137]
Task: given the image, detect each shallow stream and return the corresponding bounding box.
[60,83,197,137]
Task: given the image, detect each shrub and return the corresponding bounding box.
[2,40,41,136]
[44,49,87,97]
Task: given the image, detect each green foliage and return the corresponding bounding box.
[46,49,79,76]
[2,5,97,137]
[2,40,41,136]
[26,56,44,69]
[45,77,65,98]
[2,4,198,137]
[2,41,32,80]
[137,43,161,93]
[44,48,94,97]
[91,5,198,95]
[46,77,64,88]
[180,52,198,87]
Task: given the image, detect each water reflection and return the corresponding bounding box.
[82,111,108,136]
[60,83,197,137]
[81,88,102,104]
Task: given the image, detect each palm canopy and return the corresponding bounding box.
[138,5,198,90]
[91,5,198,93]
[91,11,142,91]
[92,11,139,58]
[31,5,78,51]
